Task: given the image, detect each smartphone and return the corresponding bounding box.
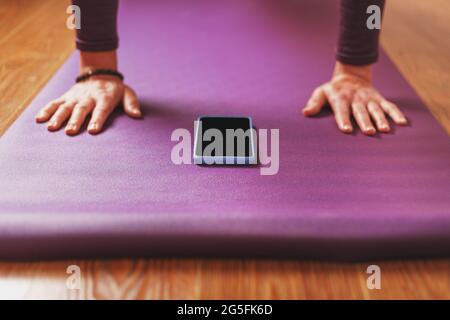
[193,116,257,165]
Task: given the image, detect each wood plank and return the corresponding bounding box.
[381,0,450,134]
[0,0,74,136]
[0,259,448,299]
[0,0,448,300]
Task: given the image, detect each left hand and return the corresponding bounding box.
[302,62,408,135]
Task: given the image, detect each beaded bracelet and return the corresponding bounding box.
[76,69,124,83]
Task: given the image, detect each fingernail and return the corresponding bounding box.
[342,125,352,133]
[66,123,76,132]
[133,109,142,117]
[366,127,376,135]
[88,123,99,133]
[47,121,57,129]
[381,125,390,132]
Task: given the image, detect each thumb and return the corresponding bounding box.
[302,87,326,116]
[123,85,142,118]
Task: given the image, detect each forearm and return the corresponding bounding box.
[72,0,119,52]
[337,0,385,66]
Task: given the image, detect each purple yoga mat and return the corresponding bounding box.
[0,0,449,260]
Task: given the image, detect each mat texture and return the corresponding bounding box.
[0,0,449,260]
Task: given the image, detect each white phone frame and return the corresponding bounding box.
[193,116,257,165]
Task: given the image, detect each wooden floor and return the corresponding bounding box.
[0,0,449,299]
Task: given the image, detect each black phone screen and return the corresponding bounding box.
[196,117,253,158]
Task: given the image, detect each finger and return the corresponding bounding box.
[65,99,95,135]
[123,86,142,118]
[367,101,390,133]
[351,102,376,136]
[302,87,327,116]
[47,101,76,131]
[326,92,353,133]
[352,103,376,135]
[88,97,115,134]
[35,98,64,123]
[380,100,408,125]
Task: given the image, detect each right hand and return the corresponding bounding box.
[303,62,407,135]
[35,76,141,135]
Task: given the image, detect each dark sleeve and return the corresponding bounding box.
[337,0,385,65]
[72,0,119,52]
